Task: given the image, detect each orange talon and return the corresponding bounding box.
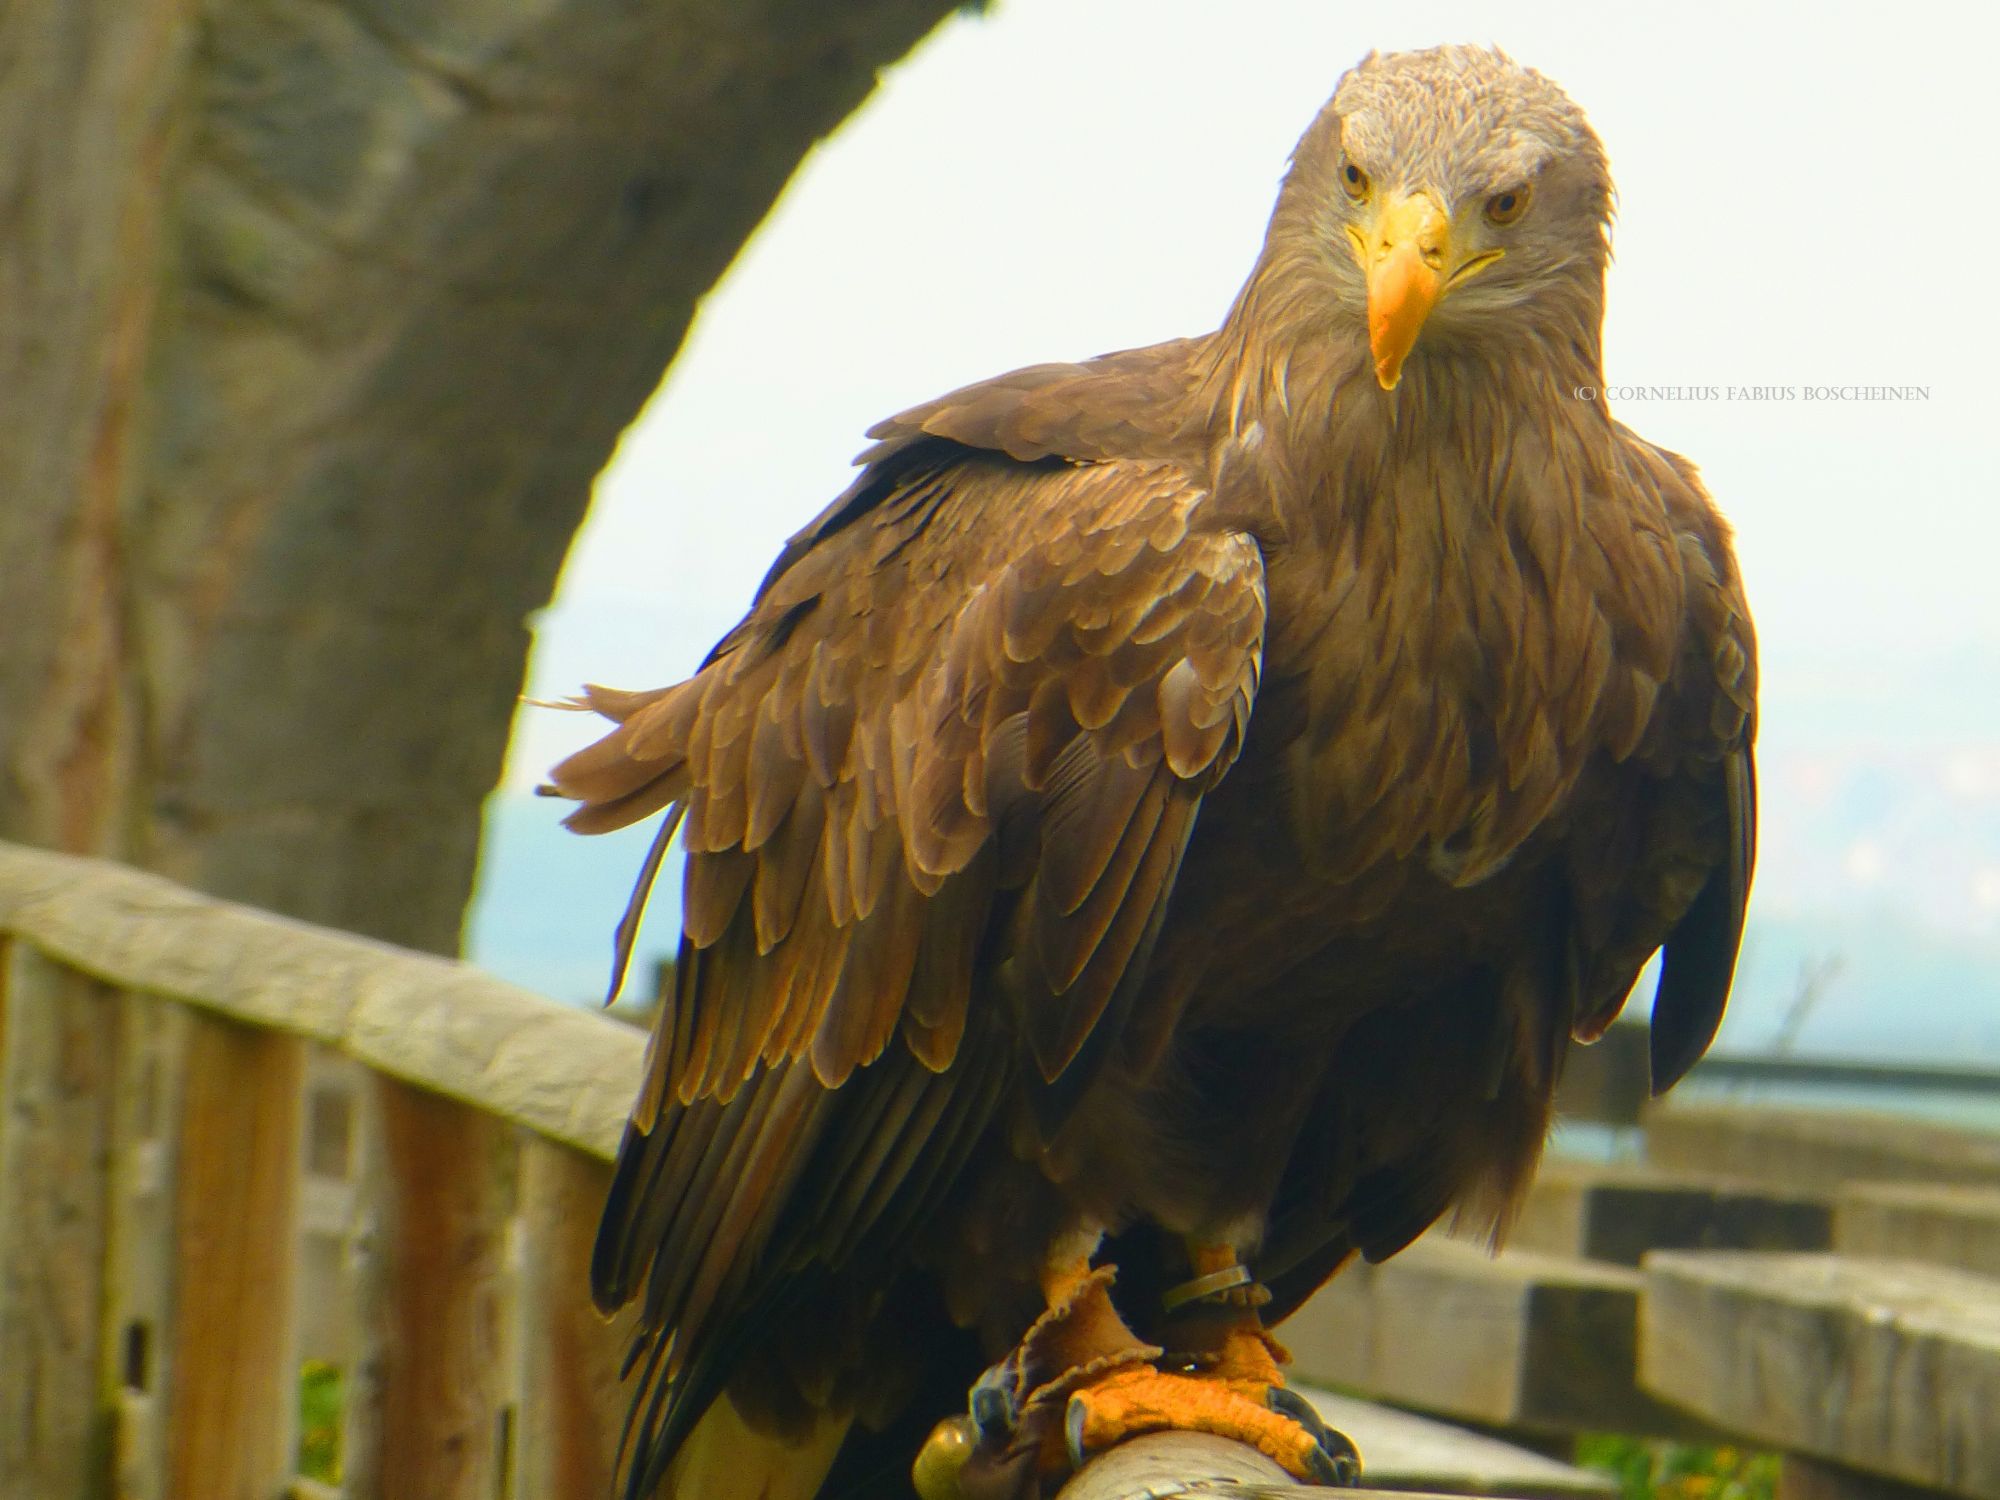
[1060,1323,1356,1484]
[1063,1361,1338,1481]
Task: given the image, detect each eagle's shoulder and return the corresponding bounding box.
[753,337,1211,601]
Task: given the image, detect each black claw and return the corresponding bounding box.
[1307,1443,1363,1488]
[1064,1394,1090,1471]
[1265,1385,1323,1438]
[1268,1386,1362,1487]
[969,1365,1017,1443]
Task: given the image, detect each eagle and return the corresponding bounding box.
[548,43,1756,1500]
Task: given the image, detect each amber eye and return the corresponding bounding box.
[1485,184,1532,225]
[1341,160,1370,202]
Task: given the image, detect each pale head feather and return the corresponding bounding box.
[1222,45,1616,394]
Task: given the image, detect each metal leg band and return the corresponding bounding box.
[1160,1263,1253,1312]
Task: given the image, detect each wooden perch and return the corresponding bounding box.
[1054,1430,1517,1499]
[1056,1431,1299,1496]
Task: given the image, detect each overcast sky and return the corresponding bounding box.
[471,0,2000,1021]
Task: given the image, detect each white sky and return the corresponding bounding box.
[478,0,2000,1011]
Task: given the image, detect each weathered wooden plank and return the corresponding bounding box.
[0,942,119,1499]
[163,1012,305,1500]
[1835,1183,2000,1279]
[103,997,189,1500]
[1778,1455,1957,1500]
[1696,1059,2000,1100]
[1284,1237,1704,1439]
[515,1135,636,1498]
[1640,1251,2000,1499]
[1644,1103,2000,1189]
[1512,1158,1832,1265]
[1297,1389,1613,1499]
[0,840,640,1159]
[344,1077,510,1500]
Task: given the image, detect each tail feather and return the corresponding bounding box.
[549,681,702,831]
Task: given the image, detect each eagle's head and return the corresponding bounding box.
[1267,46,1615,391]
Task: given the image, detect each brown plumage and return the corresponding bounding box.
[549,44,1755,1500]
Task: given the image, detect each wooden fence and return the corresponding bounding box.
[3,839,1998,1500]
[0,841,644,1499]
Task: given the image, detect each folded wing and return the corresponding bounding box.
[547,445,1265,1493]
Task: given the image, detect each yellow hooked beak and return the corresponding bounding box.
[1348,192,1502,391]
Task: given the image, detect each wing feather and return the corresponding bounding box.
[1037,744,1157,917]
[1033,759,1172,994]
[553,447,1265,1499]
[751,783,822,952]
[680,845,752,949]
[1649,746,1755,1091]
[744,697,806,851]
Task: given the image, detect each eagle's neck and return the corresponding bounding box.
[1189,261,1610,547]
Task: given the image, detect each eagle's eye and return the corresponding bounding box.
[1340,160,1370,202]
[1484,185,1532,225]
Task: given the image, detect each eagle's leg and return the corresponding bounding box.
[1061,1241,1360,1485]
[919,1240,1357,1499]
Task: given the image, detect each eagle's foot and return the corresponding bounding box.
[1062,1323,1360,1486]
[918,1264,1162,1500]
[915,1259,1357,1498]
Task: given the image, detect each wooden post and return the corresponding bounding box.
[344,1076,510,1500]
[0,942,119,1499]
[515,1135,637,1498]
[104,997,189,1500]
[163,1012,305,1500]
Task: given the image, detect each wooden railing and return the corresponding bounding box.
[1285,1108,2000,1500]
[0,840,644,1499]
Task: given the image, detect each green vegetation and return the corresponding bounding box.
[1577,1435,1780,1500]
[300,1360,343,1484]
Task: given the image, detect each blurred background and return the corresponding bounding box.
[469,0,2000,1074]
